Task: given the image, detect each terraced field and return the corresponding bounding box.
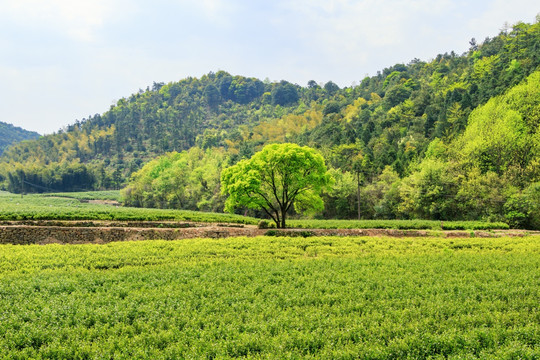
[0,191,258,224]
[0,192,510,231]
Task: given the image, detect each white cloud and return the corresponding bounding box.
[271,0,460,82]
[281,0,455,46]
[467,0,539,38]
[171,0,237,27]
[0,0,125,41]
[198,0,225,15]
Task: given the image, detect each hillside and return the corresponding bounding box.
[0,20,539,224]
[0,121,40,155]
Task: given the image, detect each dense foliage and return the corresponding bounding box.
[287,219,509,231]
[1,19,539,226]
[122,147,226,212]
[0,121,40,155]
[221,143,332,228]
[0,236,538,358]
[395,71,540,227]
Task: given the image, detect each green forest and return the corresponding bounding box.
[0,121,40,155]
[1,20,539,227]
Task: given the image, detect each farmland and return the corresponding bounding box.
[0,236,539,358]
[38,190,122,201]
[0,192,511,231]
[0,191,259,225]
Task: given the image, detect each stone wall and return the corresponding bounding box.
[0,226,262,245]
[1,224,517,245]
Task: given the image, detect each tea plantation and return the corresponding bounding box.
[0,236,538,358]
[0,192,510,230]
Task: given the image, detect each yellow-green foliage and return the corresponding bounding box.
[399,70,540,224]
[39,190,121,201]
[222,143,332,228]
[288,219,508,230]
[122,147,227,212]
[456,70,540,178]
[249,110,323,144]
[0,236,538,358]
[472,55,499,81]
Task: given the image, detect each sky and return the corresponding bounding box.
[1,0,538,135]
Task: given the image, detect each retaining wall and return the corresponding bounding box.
[0,225,512,245]
[0,226,262,245]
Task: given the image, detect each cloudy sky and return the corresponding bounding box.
[1,0,538,134]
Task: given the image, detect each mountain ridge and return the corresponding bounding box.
[0,121,40,155]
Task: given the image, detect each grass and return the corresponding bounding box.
[0,235,538,358]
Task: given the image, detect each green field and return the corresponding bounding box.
[0,192,511,230]
[0,192,259,225]
[38,190,122,201]
[0,236,538,358]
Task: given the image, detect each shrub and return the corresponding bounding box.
[258,220,270,229]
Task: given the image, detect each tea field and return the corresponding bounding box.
[38,190,122,201]
[0,191,259,224]
[0,192,511,230]
[0,236,538,358]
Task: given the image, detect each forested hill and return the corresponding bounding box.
[0,122,40,155]
[0,20,539,200]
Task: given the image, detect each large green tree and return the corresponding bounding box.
[221,143,332,228]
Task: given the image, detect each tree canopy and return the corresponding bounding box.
[221,143,332,228]
[122,147,226,212]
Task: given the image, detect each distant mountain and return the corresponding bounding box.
[0,19,539,205]
[0,122,40,155]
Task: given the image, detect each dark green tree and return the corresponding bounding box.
[271,81,299,106]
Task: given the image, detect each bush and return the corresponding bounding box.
[258,220,270,229]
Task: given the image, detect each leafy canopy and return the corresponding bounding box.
[221,143,332,228]
[122,147,226,211]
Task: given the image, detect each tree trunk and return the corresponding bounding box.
[274,210,281,229]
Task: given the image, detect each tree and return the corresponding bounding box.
[322,168,357,218]
[221,143,332,228]
[271,81,299,106]
[330,144,365,219]
[384,84,412,108]
[323,81,340,95]
[203,84,221,108]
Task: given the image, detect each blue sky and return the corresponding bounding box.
[1,0,538,134]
